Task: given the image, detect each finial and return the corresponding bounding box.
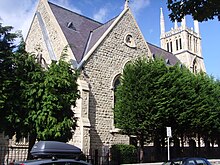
[194,20,200,35]
[181,16,186,29]
[124,0,129,9]
[160,8,165,35]
[174,20,178,29]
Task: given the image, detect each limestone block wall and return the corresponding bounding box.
[70,80,91,155]
[176,52,205,72]
[25,15,51,63]
[25,0,73,64]
[81,10,150,153]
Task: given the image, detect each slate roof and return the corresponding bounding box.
[84,18,116,55]
[48,2,179,66]
[147,42,180,65]
[49,2,103,63]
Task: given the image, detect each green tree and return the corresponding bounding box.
[0,24,80,159]
[152,63,196,152]
[114,58,168,162]
[167,0,220,22]
[0,24,18,132]
[24,53,80,159]
[192,73,220,148]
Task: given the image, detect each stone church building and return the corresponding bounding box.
[0,0,206,162]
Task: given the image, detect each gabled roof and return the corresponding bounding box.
[47,1,179,67]
[84,18,116,55]
[147,42,180,66]
[49,2,103,63]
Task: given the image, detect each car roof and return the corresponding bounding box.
[163,157,211,165]
[14,158,91,165]
[171,157,208,161]
[14,141,92,165]
[31,141,82,158]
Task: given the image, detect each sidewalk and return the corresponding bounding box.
[122,159,220,165]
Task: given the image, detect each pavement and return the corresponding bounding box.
[122,159,220,165]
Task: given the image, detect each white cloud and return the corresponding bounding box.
[0,0,82,39]
[93,7,108,23]
[0,0,38,38]
[130,0,150,15]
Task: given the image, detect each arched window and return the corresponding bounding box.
[176,39,179,51]
[113,76,121,106]
[179,38,182,49]
[112,75,121,125]
[192,58,198,74]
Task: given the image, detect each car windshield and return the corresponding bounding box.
[163,160,183,165]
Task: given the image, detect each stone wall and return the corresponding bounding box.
[81,9,150,153]
[25,1,152,156]
[25,0,73,64]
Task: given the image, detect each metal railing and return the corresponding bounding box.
[0,146,28,165]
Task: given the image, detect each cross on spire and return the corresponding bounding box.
[124,0,129,9]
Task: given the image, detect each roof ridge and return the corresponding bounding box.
[77,8,129,68]
[92,17,117,33]
[147,42,171,54]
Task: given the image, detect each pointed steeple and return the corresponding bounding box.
[194,20,200,35]
[124,0,129,9]
[181,16,186,29]
[160,8,165,36]
[174,20,178,29]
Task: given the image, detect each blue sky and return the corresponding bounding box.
[0,0,219,79]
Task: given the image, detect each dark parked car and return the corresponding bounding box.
[162,157,212,165]
[13,159,92,165]
[13,141,92,165]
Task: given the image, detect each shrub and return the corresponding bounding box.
[110,144,138,164]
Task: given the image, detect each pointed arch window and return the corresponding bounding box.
[176,39,179,51]
[170,41,173,52]
[167,42,169,52]
[192,58,198,74]
[189,35,192,50]
[113,75,121,125]
[113,76,121,105]
[179,38,182,49]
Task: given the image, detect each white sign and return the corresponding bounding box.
[166,127,172,137]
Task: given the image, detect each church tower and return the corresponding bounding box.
[160,8,206,73]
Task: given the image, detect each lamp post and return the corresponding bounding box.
[166,127,172,160]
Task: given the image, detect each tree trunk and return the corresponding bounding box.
[154,136,161,161]
[173,136,180,158]
[139,139,144,163]
[27,133,37,160]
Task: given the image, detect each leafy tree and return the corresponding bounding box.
[0,24,18,132]
[24,53,80,159]
[114,56,220,159]
[152,63,196,152]
[0,24,80,159]
[192,73,220,147]
[114,58,168,162]
[33,56,80,142]
[167,0,220,22]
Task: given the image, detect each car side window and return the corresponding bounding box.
[42,162,67,165]
[42,162,88,165]
[195,160,208,165]
[187,160,196,165]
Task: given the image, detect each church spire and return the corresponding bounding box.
[174,20,178,29]
[181,16,186,29]
[194,20,200,35]
[124,0,129,9]
[160,8,165,36]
